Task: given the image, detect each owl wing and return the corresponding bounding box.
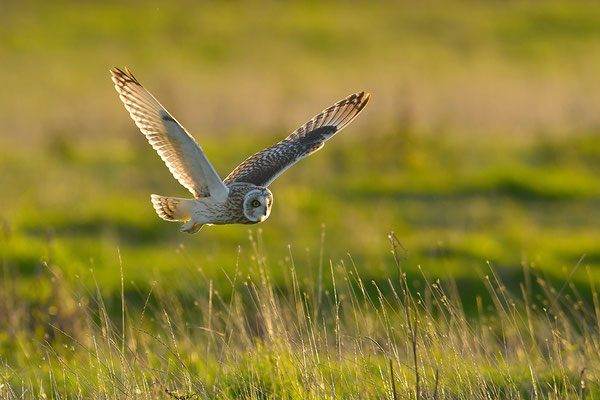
[110,68,229,201]
[224,91,370,187]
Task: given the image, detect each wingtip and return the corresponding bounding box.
[110,66,141,86]
[110,66,124,76]
[349,90,371,105]
[110,67,126,83]
[355,91,371,112]
[357,90,370,97]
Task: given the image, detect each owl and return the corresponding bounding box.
[111,68,370,233]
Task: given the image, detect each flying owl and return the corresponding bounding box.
[110,68,370,233]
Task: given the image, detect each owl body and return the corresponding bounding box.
[152,183,273,233]
[192,183,273,226]
[111,68,369,233]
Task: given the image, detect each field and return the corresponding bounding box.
[2,1,600,398]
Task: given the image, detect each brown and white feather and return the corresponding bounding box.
[110,67,229,201]
[110,68,370,232]
[224,91,370,187]
[151,195,181,221]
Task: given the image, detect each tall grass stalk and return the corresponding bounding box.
[1,231,599,399]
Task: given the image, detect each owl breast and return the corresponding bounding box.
[222,183,260,225]
[189,183,269,225]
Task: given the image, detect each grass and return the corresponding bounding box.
[3,132,599,302]
[2,232,599,399]
[2,0,600,397]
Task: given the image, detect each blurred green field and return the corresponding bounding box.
[2,1,600,398]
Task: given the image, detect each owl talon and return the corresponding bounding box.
[181,221,202,234]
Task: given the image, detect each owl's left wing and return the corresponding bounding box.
[224,91,370,187]
[111,68,229,201]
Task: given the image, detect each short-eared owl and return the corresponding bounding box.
[111,68,370,233]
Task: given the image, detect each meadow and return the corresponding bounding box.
[2,1,600,398]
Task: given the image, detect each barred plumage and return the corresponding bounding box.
[151,195,182,221]
[224,91,370,187]
[111,67,370,233]
[111,68,229,201]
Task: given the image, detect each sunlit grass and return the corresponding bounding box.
[2,131,600,297]
[3,0,600,145]
[2,0,600,397]
[1,233,599,399]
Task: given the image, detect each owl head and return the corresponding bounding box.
[243,188,274,223]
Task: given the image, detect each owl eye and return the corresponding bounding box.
[252,200,261,207]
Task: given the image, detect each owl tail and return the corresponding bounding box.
[151,195,204,234]
[150,194,193,222]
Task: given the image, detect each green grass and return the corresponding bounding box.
[2,235,599,399]
[2,0,600,397]
[3,132,599,300]
[3,131,600,398]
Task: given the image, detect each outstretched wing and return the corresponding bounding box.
[224,91,370,187]
[110,67,229,201]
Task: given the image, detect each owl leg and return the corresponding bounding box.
[180,221,203,234]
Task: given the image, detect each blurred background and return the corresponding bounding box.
[2,0,600,309]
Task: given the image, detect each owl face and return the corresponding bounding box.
[242,188,273,223]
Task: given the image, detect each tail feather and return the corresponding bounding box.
[151,194,192,221]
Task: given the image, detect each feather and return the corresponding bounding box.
[224,91,370,187]
[110,67,229,201]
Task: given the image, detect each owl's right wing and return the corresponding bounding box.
[111,68,229,201]
[224,91,370,187]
